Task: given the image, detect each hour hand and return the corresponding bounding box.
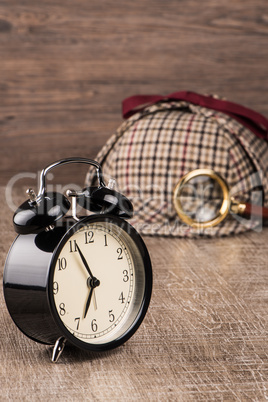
[76,244,94,278]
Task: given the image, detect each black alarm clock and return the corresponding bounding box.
[3,157,152,362]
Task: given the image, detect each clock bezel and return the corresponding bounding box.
[47,214,152,352]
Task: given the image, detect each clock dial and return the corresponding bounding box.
[51,219,146,346]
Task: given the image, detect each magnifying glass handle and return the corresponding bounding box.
[242,202,268,222]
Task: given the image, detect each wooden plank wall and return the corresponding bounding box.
[1,0,268,186]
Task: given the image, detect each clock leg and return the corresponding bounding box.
[51,337,66,363]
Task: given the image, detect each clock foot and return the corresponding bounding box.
[51,337,66,363]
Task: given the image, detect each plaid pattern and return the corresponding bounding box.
[86,100,268,237]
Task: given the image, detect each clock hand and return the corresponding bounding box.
[76,244,94,279]
[84,287,93,319]
[93,291,97,311]
[84,277,100,319]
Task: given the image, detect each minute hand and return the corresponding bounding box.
[84,287,94,318]
[76,244,94,278]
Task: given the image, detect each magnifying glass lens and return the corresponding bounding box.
[179,175,224,223]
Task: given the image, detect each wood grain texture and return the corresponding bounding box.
[1,0,268,185]
[0,186,268,401]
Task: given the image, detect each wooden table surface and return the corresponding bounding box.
[0,186,268,401]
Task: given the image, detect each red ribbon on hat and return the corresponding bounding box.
[122,91,268,142]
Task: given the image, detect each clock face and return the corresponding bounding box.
[49,216,151,350]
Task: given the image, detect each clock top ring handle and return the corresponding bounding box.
[13,157,133,235]
[36,157,106,203]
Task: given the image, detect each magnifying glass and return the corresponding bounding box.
[173,169,268,229]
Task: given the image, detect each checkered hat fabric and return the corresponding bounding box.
[86,96,268,237]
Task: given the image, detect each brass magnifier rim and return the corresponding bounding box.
[173,169,231,229]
